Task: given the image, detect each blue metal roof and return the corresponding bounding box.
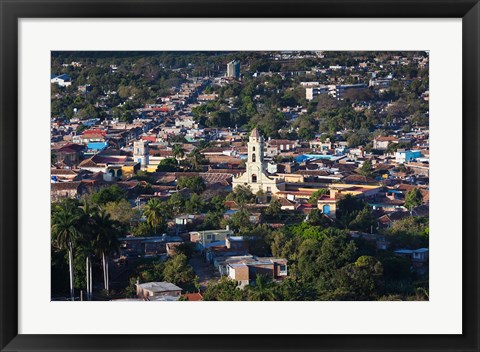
[52,74,71,81]
[87,142,107,150]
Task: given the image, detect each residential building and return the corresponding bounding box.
[394,248,429,266]
[119,235,183,257]
[87,141,108,152]
[78,154,129,178]
[52,143,86,167]
[51,74,72,87]
[395,150,423,163]
[227,60,240,79]
[305,86,329,101]
[276,184,382,218]
[266,139,299,153]
[373,136,399,150]
[226,236,249,251]
[189,229,234,251]
[306,83,368,101]
[135,282,182,300]
[369,78,392,88]
[227,257,288,288]
[309,138,332,151]
[330,84,368,100]
[50,181,86,202]
[406,161,429,177]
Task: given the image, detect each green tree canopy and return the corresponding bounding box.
[177,175,206,194]
[172,144,185,159]
[104,199,140,225]
[156,158,178,172]
[336,194,368,228]
[227,185,255,205]
[384,216,429,249]
[184,193,204,214]
[332,255,384,300]
[308,188,329,204]
[143,198,165,234]
[246,275,276,301]
[90,185,125,205]
[349,206,376,233]
[203,277,246,301]
[264,198,282,219]
[227,208,251,232]
[358,159,373,177]
[168,192,184,215]
[404,188,423,210]
[162,254,196,286]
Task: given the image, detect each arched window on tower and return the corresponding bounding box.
[252,146,255,151]
[252,174,257,183]
[252,153,256,162]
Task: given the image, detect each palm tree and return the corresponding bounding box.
[51,152,57,166]
[172,144,185,160]
[93,209,120,293]
[79,201,97,300]
[79,227,96,300]
[51,200,81,301]
[143,198,164,234]
[188,149,201,171]
[187,149,206,171]
[247,275,276,301]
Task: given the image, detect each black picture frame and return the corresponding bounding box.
[1,1,479,351]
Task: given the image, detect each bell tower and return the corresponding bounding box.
[232,127,285,194]
[247,128,265,184]
[133,140,149,169]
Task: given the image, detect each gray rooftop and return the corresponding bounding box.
[148,295,181,301]
[136,282,182,293]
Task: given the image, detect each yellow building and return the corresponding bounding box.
[232,128,382,218]
[121,162,141,179]
[276,184,382,218]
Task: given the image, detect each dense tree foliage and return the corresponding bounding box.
[156,158,178,172]
[404,188,424,210]
[89,185,125,205]
[226,185,256,205]
[177,175,206,194]
[51,197,125,300]
[51,51,429,301]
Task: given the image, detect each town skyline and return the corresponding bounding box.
[51,51,429,301]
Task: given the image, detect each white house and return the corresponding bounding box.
[51,74,72,87]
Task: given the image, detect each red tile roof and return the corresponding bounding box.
[58,143,86,152]
[224,200,239,209]
[182,293,203,301]
[278,198,295,206]
[267,139,297,146]
[51,168,78,176]
[375,136,398,142]
[51,181,82,191]
[82,129,106,136]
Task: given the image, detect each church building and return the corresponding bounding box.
[232,128,285,195]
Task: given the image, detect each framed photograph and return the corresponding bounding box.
[1,0,479,351]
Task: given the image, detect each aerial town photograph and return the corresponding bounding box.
[51,51,429,301]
